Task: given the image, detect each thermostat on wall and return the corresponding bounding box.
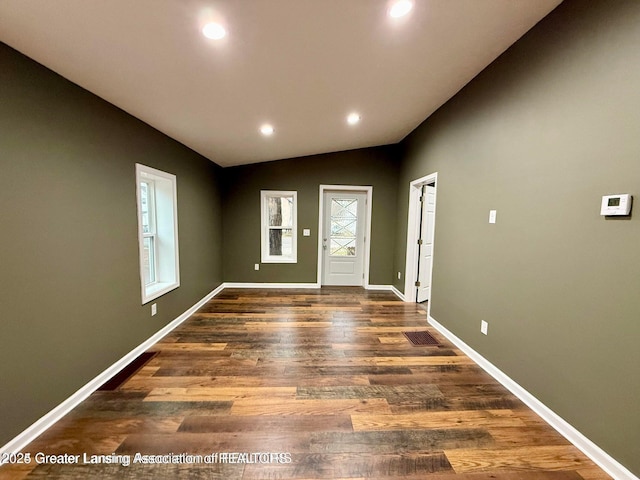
[600,194,632,216]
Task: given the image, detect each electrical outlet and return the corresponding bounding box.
[254,264,260,271]
[398,272,402,280]
[481,320,488,335]
[489,210,497,224]
[151,303,157,316]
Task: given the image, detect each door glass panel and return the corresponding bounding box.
[330,198,357,256]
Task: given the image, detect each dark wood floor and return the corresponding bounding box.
[0,288,611,479]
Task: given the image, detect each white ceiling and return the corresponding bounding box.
[0,0,562,167]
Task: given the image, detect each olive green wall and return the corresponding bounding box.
[393,1,640,474]
[223,148,400,285]
[0,43,223,446]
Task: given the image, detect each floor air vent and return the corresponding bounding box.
[403,331,440,346]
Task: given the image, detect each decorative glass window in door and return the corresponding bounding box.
[330,198,358,256]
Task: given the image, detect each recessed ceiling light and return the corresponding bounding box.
[388,0,413,18]
[260,124,274,136]
[202,22,226,40]
[347,113,361,125]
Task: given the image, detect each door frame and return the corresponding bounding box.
[404,173,438,304]
[317,185,373,287]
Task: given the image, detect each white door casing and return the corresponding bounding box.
[318,186,372,287]
[417,185,436,302]
[404,173,437,306]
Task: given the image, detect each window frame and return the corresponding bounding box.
[260,190,297,264]
[135,164,180,304]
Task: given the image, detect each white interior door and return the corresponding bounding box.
[322,191,367,286]
[417,185,435,302]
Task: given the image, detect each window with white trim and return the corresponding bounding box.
[136,164,180,304]
[261,191,297,263]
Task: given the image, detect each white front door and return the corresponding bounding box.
[417,185,435,302]
[322,191,367,286]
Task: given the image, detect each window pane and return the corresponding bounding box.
[330,198,357,256]
[269,228,293,256]
[268,196,293,227]
[281,228,293,256]
[140,181,151,234]
[143,237,156,285]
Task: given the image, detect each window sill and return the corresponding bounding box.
[261,257,297,264]
[142,281,179,304]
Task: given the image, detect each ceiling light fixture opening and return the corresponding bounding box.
[202,22,226,40]
[388,0,414,18]
[347,113,361,125]
[260,124,274,136]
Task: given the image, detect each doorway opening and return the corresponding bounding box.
[404,173,438,306]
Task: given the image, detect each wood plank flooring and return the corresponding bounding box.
[0,288,612,479]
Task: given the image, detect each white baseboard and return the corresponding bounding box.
[365,284,391,290]
[365,284,406,302]
[428,314,638,480]
[0,283,226,459]
[223,282,320,289]
[391,285,406,301]
[222,284,405,301]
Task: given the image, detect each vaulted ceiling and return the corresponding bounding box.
[0,0,562,167]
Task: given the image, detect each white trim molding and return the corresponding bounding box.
[365,284,393,291]
[365,284,406,301]
[0,283,225,459]
[223,282,320,289]
[428,314,638,480]
[404,172,438,305]
[390,285,406,301]
[223,284,406,302]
